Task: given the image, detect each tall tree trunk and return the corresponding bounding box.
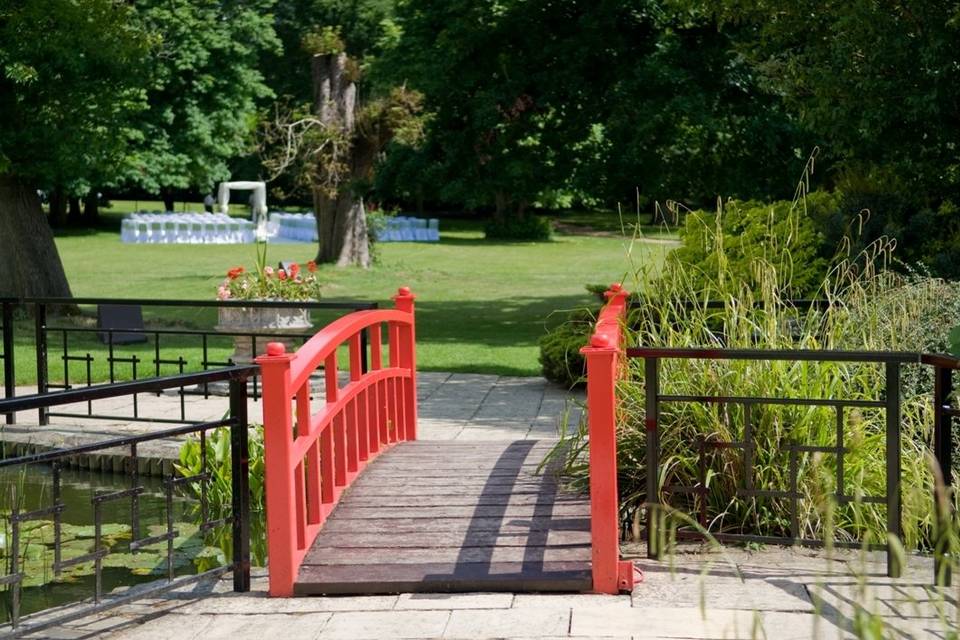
[84,191,99,225]
[68,196,82,225]
[0,174,74,298]
[161,188,175,213]
[48,187,67,228]
[311,52,370,268]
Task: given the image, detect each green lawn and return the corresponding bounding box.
[7,210,673,386]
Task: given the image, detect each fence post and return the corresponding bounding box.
[3,301,15,424]
[581,283,633,594]
[35,302,48,425]
[393,287,417,441]
[885,361,902,579]
[256,342,298,596]
[933,365,954,586]
[645,356,661,560]
[229,372,251,593]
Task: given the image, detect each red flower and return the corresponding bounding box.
[288,263,300,278]
[306,260,317,273]
[227,267,244,280]
[277,269,287,281]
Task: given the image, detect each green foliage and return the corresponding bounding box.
[175,425,267,565]
[120,0,280,194]
[302,26,346,56]
[268,0,397,103]
[0,0,153,188]
[554,186,960,549]
[538,307,595,387]
[702,0,960,277]
[483,215,552,241]
[665,190,838,298]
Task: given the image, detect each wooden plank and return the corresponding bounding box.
[316,516,591,534]
[348,479,565,493]
[295,561,592,595]
[331,503,590,519]
[339,493,588,507]
[301,544,591,566]
[304,529,591,549]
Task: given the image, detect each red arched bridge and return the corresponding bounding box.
[257,286,635,597]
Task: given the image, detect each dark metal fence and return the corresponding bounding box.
[0,297,376,426]
[0,365,256,638]
[629,347,957,586]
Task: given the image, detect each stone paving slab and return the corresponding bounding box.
[19,547,958,639]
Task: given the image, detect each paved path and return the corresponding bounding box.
[3,373,583,473]
[8,375,956,639]
[21,547,955,639]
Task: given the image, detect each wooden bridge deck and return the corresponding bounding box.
[295,440,593,595]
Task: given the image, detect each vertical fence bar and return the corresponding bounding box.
[885,360,902,578]
[256,342,298,597]
[35,302,48,424]
[2,301,15,423]
[933,365,954,586]
[645,357,661,561]
[229,373,251,592]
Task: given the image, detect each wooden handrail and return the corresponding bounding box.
[257,287,418,596]
[580,283,635,594]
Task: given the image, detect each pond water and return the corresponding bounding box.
[0,463,221,622]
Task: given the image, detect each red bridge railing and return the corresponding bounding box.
[581,283,635,593]
[257,287,418,596]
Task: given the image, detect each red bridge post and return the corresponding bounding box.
[581,283,635,594]
[257,342,298,597]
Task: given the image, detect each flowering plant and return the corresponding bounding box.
[217,241,322,301]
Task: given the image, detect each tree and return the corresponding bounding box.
[118,0,280,210]
[702,0,960,274]
[260,36,422,267]
[0,0,152,298]
[578,16,804,209]
[383,0,650,223]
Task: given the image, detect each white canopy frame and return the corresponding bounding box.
[218,181,269,241]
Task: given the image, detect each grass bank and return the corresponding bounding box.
[7,211,673,385]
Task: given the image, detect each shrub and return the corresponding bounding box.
[552,185,960,551]
[538,306,595,387]
[483,214,552,241]
[666,191,839,298]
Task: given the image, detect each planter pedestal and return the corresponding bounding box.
[215,306,313,364]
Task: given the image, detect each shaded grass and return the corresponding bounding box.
[7,214,672,385]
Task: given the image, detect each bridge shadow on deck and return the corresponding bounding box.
[295,440,593,595]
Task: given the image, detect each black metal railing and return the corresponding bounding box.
[629,347,957,586]
[0,297,376,426]
[1,301,13,425]
[0,366,256,637]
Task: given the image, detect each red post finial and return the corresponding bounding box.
[266,342,287,356]
[609,283,622,292]
[398,286,411,296]
[591,333,615,349]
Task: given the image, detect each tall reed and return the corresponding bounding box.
[555,161,960,550]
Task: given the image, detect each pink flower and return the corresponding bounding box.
[264,266,274,277]
[217,286,231,300]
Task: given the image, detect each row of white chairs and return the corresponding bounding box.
[376,217,440,242]
[120,213,256,244]
[271,212,318,242]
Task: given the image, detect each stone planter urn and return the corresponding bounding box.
[215,304,313,364]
